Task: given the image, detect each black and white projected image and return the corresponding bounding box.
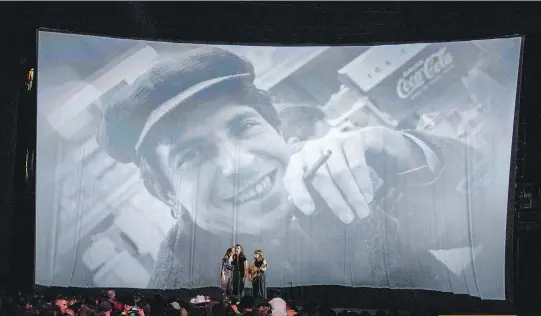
[35,31,522,299]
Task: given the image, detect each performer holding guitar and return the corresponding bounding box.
[249,250,268,299]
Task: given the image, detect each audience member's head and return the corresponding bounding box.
[24,299,33,311]
[170,301,182,310]
[78,305,96,316]
[139,301,151,316]
[68,297,78,306]
[254,302,272,316]
[134,293,142,302]
[54,296,68,314]
[181,307,189,316]
[69,301,81,310]
[227,296,240,315]
[229,296,239,306]
[82,296,99,310]
[269,297,287,316]
[97,295,109,305]
[97,300,113,316]
[106,290,116,301]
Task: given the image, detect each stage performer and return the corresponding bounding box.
[221,247,234,296]
[249,250,267,299]
[232,244,247,297]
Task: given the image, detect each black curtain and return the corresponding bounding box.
[0,6,25,291]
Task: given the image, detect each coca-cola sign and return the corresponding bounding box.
[352,41,483,123]
[396,46,455,100]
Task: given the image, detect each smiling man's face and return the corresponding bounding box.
[155,101,293,235]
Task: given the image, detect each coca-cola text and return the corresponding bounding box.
[396,47,454,99]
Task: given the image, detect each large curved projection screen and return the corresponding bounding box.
[36,30,522,299]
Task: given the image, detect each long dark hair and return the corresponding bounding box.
[224,247,234,259]
[234,244,244,260]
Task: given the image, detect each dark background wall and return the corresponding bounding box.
[1,1,541,310]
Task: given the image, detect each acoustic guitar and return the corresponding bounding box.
[248,263,260,281]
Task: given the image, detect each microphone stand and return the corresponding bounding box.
[287,282,293,301]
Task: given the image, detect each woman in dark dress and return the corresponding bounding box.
[221,247,234,297]
[231,244,247,297]
[250,249,268,299]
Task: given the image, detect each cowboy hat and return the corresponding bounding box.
[190,295,210,304]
